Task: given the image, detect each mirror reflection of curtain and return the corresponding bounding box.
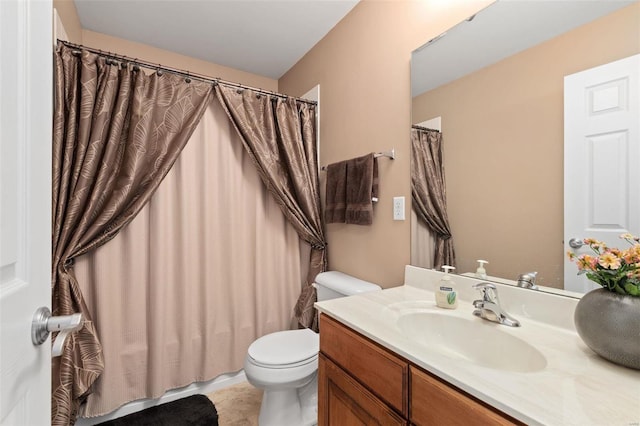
[410,127,456,269]
[74,98,304,417]
[411,208,435,269]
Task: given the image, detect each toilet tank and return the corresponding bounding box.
[314,271,381,301]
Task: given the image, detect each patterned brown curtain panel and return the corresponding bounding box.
[52,44,213,425]
[410,127,456,269]
[215,86,327,330]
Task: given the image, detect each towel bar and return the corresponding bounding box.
[321,148,395,171]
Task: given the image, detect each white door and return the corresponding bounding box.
[564,54,640,293]
[0,0,53,424]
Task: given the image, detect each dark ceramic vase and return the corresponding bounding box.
[574,288,640,370]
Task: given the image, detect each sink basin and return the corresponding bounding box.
[397,312,547,373]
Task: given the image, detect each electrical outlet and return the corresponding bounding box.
[393,196,405,221]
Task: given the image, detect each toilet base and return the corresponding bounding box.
[257,375,317,426]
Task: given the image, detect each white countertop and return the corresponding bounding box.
[315,280,640,425]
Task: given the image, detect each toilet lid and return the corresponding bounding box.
[248,328,319,367]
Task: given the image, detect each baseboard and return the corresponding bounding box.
[76,370,247,426]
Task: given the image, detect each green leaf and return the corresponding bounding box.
[624,283,640,296]
[447,291,456,305]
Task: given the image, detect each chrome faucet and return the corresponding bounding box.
[517,271,538,290]
[472,282,520,327]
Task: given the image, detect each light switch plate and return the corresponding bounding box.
[393,196,405,221]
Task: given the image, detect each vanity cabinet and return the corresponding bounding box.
[318,314,522,426]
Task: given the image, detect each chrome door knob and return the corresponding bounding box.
[32,307,83,357]
[568,238,585,249]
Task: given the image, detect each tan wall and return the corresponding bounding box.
[279,1,493,287]
[53,0,83,43]
[412,4,640,288]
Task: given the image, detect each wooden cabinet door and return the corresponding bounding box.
[319,354,407,426]
[320,314,408,416]
[410,367,522,426]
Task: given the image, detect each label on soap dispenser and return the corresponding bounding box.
[441,287,456,305]
[436,286,458,309]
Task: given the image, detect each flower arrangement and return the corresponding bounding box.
[568,234,640,296]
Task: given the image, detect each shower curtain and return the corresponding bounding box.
[74,98,305,417]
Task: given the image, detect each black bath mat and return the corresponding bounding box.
[95,394,218,426]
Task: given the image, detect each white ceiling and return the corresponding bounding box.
[411,0,637,97]
[73,0,359,79]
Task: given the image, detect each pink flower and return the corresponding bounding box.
[598,252,621,270]
[627,269,640,279]
[576,254,597,271]
[622,248,638,265]
[620,233,639,243]
[584,238,609,254]
[572,235,640,296]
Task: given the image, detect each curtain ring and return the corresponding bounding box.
[185,72,191,84]
[310,242,327,251]
[64,258,75,268]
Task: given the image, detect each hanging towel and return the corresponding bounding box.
[325,153,378,225]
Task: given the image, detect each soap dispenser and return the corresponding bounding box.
[435,265,458,309]
[475,260,489,279]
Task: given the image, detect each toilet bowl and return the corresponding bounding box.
[244,271,382,426]
[244,328,319,426]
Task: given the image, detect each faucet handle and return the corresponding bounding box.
[473,282,498,303]
[473,282,496,290]
[517,272,538,289]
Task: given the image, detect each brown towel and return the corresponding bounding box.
[325,153,378,225]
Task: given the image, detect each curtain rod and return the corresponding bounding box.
[411,125,440,133]
[58,40,317,106]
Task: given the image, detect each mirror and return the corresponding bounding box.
[410,1,638,295]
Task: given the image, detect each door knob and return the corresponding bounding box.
[32,307,83,357]
[568,238,585,249]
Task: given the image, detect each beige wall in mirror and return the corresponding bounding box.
[412,3,640,289]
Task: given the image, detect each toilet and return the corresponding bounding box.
[244,271,382,426]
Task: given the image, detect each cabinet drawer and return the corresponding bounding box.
[319,314,408,416]
[410,366,522,426]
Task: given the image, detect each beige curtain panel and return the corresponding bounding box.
[215,86,327,330]
[52,44,213,425]
[411,208,436,269]
[74,99,304,417]
[410,127,456,269]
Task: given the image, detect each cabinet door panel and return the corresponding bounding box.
[410,366,521,426]
[319,354,407,426]
[320,314,408,415]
